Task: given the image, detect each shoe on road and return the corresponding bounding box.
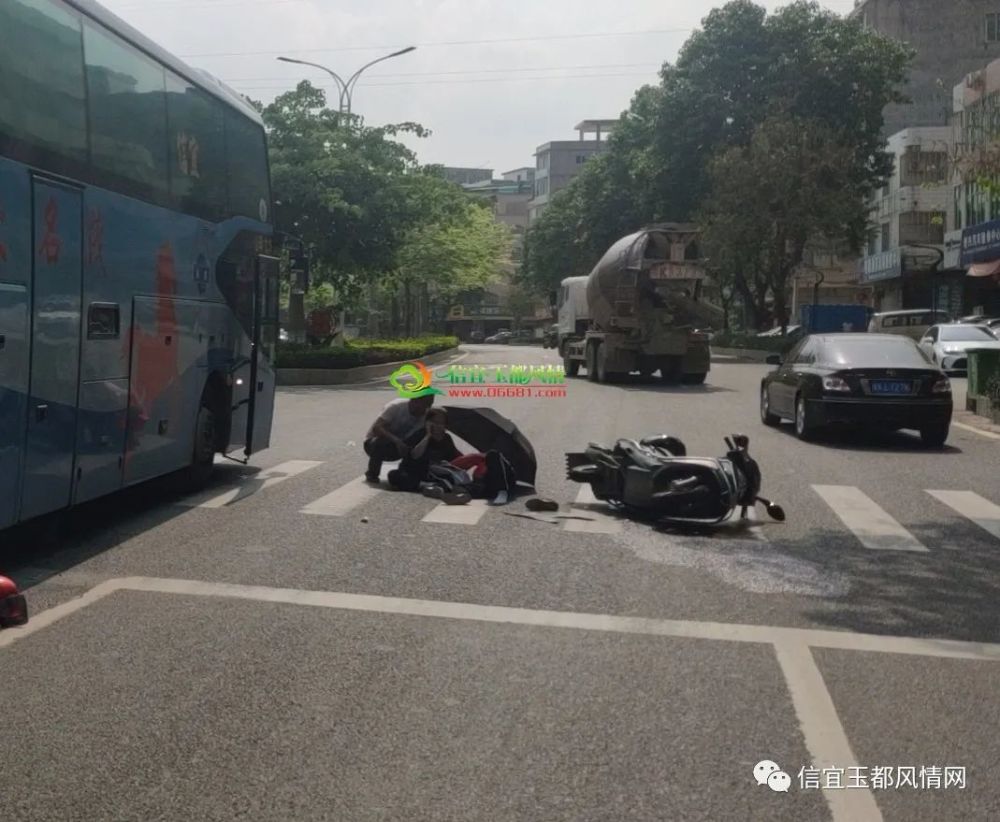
[526,497,559,512]
[364,474,381,485]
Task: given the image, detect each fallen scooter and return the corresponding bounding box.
[565,433,785,527]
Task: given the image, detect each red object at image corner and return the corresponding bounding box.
[0,576,28,628]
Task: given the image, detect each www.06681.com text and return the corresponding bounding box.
[446,386,568,398]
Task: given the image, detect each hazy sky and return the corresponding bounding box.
[103,0,859,172]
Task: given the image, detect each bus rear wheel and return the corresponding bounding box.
[181,402,218,492]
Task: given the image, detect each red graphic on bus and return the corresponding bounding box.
[87,209,104,265]
[123,243,182,467]
[38,197,61,264]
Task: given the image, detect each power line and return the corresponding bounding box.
[223,62,662,83]
[234,71,658,92]
[117,0,302,9]
[178,29,691,59]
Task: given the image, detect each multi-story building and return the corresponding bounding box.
[440,167,493,186]
[501,167,535,185]
[528,119,616,223]
[856,127,957,312]
[852,0,1000,136]
[951,58,1000,316]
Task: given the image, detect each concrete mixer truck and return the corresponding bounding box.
[556,223,722,384]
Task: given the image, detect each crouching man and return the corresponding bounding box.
[364,395,435,483]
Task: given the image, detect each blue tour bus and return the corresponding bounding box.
[0,0,281,532]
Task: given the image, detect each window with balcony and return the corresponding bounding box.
[900,146,948,186]
[899,211,945,246]
[880,222,891,252]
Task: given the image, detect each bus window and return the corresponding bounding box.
[0,0,87,170]
[166,72,228,220]
[225,110,270,222]
[83,22,169,198]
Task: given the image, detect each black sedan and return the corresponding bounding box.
[760,334,953,447]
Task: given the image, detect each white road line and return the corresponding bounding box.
[812,485,928,553]
[927,490,1000,541]
[180,460,323,508]
[952,421,1000,440]
[564,485,623,534]
[422,499,489,525]
[774,643,882,822]
[13,576,998,661]
[301,477,384,517]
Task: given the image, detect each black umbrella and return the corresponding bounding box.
[443,406,537,487]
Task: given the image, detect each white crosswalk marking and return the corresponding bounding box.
[812,485,928,552]
[422,499,489,525]
[301,477,385,518]
[927,491,1000,541]
[564,484,623,534]
[181,460,323,508]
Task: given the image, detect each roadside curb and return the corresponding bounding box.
[710,347,774,363]
[954,409,1000,439]
[277,347,461,386]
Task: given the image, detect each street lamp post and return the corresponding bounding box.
[277,46,416,114]
[275,47,415,342]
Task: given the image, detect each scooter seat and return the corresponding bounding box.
[613,439,667,472]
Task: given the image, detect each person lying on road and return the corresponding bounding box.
[450,451,519,506]
[364,395,435,483]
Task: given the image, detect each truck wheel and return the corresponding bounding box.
[682,373,707,386]
[564,352,580,377]
[586,343,600,382]
[596,343,615,383]
[660,359,682,385]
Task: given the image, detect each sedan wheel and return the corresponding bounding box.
[920,422,949,449]
[794,395,815,441]
[760,386,780,427]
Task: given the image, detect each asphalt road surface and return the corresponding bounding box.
[3,344,999,822]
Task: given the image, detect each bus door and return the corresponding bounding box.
[243,254,280,456]
[20,179,83,522]
[0,283,29,530]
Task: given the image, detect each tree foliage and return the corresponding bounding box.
[522,0,912,325]
[263,82,507,316]
[701,115,869,328]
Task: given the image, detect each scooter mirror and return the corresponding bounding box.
[766,502,786,522]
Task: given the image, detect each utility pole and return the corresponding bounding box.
[277,47,416,342]
[287,241,310,344]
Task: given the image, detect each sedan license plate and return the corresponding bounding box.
[869,380,912,395]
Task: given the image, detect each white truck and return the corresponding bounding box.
[556,223,721,384]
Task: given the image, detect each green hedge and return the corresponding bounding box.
[711,331,800,354]
[276,336,459,369]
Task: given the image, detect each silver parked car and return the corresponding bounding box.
[917,323,1000,373]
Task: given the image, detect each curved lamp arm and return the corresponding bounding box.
[344,46,417,104]
[277,56,349,109]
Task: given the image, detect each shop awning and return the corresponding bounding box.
[968,259,1000,278]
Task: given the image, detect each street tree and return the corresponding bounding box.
[263,81,428,305]
[395,177,511,335]
[523,0,911,324]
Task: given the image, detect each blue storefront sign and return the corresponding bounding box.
[859,249,901,284]
[961,219,1000,266]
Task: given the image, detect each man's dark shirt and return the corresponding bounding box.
[400,429,461,476]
